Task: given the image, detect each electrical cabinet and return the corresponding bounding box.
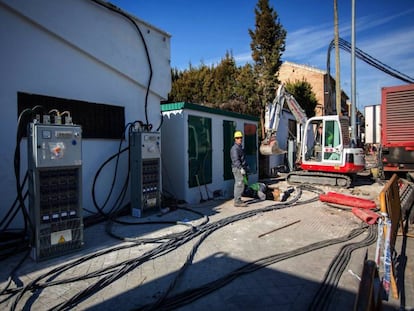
[27,123,83,261]
[129,131,161,217]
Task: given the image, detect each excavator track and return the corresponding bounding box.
[286,171,352,188]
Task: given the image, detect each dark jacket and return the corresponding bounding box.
[230,143,247,169]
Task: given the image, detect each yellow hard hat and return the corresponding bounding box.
[234,131,243,138]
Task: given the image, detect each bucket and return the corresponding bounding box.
[371,167,379,178]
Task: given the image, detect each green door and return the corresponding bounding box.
[188,115,212,187]
[244,123,257,174]
[223,120,236,180]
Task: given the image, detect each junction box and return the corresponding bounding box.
[27,122,83,261]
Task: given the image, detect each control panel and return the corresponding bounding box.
[129,131,161,217]
[28,123,82,168]
[27,122,83,261]
[140,132,161,159]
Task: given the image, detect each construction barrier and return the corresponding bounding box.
[353,260,382,311]
[376,174,402,300]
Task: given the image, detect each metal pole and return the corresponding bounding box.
[351,0,357,144]
[334,0,341,115]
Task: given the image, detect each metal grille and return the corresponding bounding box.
[383,88,414,145]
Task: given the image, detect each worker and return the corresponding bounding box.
[325,128,334,147]
[320,123,334,147]
[243,180,267,201]
[314,123,334,160]
[230,131,249,207]
[313,123,323,160]
[316,123,323,144]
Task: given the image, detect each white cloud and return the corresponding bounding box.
[202,7,414,108]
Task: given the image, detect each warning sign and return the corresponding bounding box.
[51,229,72,245]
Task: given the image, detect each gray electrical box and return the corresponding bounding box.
[129,131,161,217]
[28,123,83,261]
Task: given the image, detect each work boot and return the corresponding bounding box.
[234,200,248,207]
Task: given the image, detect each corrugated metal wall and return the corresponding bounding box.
[381,84,414,146]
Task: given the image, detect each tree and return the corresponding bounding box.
[168,0,287,120]
[249,0,286,136]
[285,79,318,118]
[210,52,238,105]
[234,63,259,115]
[168,64,213,104]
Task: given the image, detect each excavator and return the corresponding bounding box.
[260,84,365,188]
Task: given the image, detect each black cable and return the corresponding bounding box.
[336,38,414,83]
[0,249,30,296]
[137,224,370,310]
[6,241,152,308]
[89,121,134,218]
[155,111,164,132]
[90,0,153,128]
[326,37,414,112]
[105,206,209,243]
[0,178,28,234]
[3,208,205,305]
[12,106,45,246]
[34,190,304,310]
[5,187,320,310]
[309,224,377,311]
[90,146,129,218]
[134,190,307,310]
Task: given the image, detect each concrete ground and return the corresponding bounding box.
[1,175,413,311]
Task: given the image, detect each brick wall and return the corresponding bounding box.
[278,61,327,116]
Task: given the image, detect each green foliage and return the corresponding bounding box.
[169,65,212,104]
[168,0,293,130]
[211,52,238,104]
[285,80,318,118]
[169,53,255,114]
[249,0,286,106]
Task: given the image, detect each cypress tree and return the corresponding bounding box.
[249,0,286,124]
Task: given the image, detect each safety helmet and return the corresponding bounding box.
[234,131,243,138]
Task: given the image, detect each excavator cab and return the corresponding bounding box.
[283,115,366,188]
[302,117,344,164]
[299,115,365,174]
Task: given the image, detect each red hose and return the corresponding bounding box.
[352,207,380,225]
[319,192,377,209]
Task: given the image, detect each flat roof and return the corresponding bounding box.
[161,102,259,122]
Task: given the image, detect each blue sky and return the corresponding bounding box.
[109,0,414,109]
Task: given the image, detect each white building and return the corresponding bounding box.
[0,0,171,226]
[161,102,259,204]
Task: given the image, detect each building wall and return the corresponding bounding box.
[279,61,326,116]
[279,61,350,117]
[0,0,171,225]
